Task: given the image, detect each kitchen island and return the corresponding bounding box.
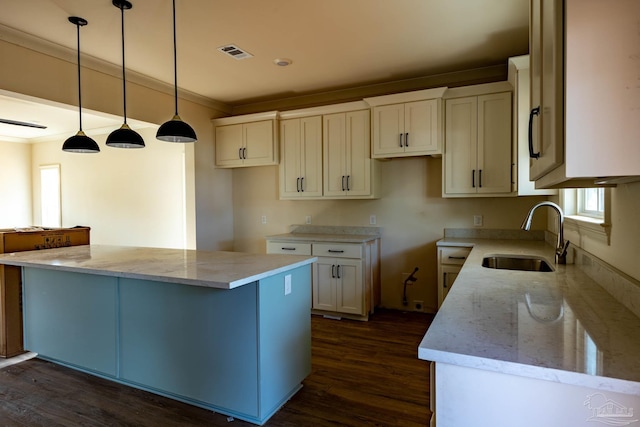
[0,245,316,425]
[420,236,640,427]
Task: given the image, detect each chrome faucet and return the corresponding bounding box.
[521,201,570,264]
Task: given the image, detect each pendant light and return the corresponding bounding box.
[106,0,144,148]
[156,0,197,143]
[62,17,100,153]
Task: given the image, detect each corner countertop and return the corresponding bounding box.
[419,238,640,395]
[266,225,381,244]
[0,244,316,290]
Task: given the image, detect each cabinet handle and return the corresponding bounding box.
[296,177,301,192]
[328,249,345,253]
[399,133,404,147]
[281,247,297,251]
[443,272,448,288]
[511,163,515,185]
[448,256,466,260]
[300,177,304,192]
[479,169,482,188]
[472,170,476,188]
[346,175,351,191]
[337,264,341,279]
[528,106,541,159]
[341,175,346,191]
[243,147,247,159]
[405,132,409,147]
[238,147,242,160]
[331,264,336,278]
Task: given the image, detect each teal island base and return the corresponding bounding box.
[22,265,312,425]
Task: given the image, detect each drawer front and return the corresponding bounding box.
[312,243,362,259]
[439,247,471,266]
[266,241,312,255]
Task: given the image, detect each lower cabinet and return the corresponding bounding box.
[267,238,379,319]
[437,246,471,308]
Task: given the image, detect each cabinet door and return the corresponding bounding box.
[371,104,405,157]
[279,117,322,199]
[323,113,348,197]
[215,124,243,167]
[440,265,460,306]
[405,99,440,155]
[344,110,371,196]
[279,119,303,198]
[529,0,564,180]
[312,259,336,311]
[243,121,276,166]
[444,97,478,194]
[477,92,513,194]
[299,116,323,197]
[335,259,363,315]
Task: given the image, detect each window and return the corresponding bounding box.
[578,188,604,219]
[40,164,61,227]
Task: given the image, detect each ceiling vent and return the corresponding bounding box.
[217,44,253,60]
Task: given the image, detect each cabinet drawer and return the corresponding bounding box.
[439,247,471,266]
[312,243,362,259]
[266,241,312,255]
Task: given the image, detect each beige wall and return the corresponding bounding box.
[0,141,32,227]
[31,128,188,248]
[232,157,549,312]
[556,182,640,282]
[0,38,233,251]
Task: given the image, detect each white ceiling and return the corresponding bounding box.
[0,0,530,141]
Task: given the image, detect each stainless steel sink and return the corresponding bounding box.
[481,255,554,272]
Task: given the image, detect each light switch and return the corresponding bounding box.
[284,274,292,295]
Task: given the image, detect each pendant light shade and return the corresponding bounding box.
[63,16,100,153]
[107,0,144,149]
[156,0,197,143]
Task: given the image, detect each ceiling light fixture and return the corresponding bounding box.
[106,0,144,149]
[62,16,100,153]
[273,58,292,67]
[156,0,196,143]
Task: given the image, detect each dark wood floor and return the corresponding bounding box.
[0,309,433,426]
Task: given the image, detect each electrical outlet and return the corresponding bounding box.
[473,215,483,227]
[261,215,267,224]
[305,215,312,224]
[284,274,292,295]
[369,215,376,225]
[413,300,424,312]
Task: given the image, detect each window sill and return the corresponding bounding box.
[564,215,611,245]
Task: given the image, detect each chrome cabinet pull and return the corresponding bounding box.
[405,132,409,147]
[528,106,541,159]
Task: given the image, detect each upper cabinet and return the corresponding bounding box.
[212,112,278,168]
[279,116,323,199]
[443,83,514,197]
[529,0,640,187]
[508,55,557,196]
[365,87,447,159]
[323,110,379,198]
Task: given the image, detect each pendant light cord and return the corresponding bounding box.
[120,4,128,125]
[172,0,178,116]
[76,23,83,131]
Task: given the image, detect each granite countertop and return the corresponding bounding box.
[266,225,381,244]
[419,238,640,395]
[0,245,316,290]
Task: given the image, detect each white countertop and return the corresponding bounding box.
[0,245,316,290]
[419,238,640,395]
